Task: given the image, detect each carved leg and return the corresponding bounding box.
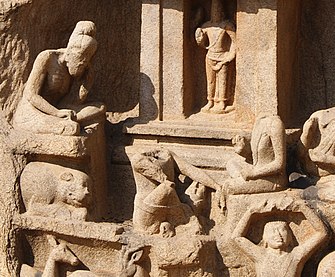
[201,57,216,113]
[211,65,228,114]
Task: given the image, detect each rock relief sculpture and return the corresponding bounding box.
[317,250,335,277]
[195,0,236,114]
[3,9,333,277]
[298,107,335,202]
[21,239,149,277]
[225,114,287,194]
[131,148,223,237]
[20,235,79,277]
[12,21,105,136]
[68,245,149,277]
[232,199,328,277]
[20,162,91,221]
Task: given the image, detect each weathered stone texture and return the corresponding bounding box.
[0,0,141,120]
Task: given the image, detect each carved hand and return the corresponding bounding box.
[195,28,205,45]
[56,109,77,121]
[224,52,236,65]
[232,135,246,154]
[241,167,253,181]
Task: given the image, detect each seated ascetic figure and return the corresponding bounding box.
[12,21,105,136]
[225,114,287,194]
[131,149,222,237]
[232,201,328,277]
[298,107,335,202]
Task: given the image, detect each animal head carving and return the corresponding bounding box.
[120,245,149,277]
[47,235,79,266]
[58,171,92,207]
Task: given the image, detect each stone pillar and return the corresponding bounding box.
[140,0,161,121]
[162,0,187,120]
[235,0,300,125]
[140,0,188,121]
[236,0,278,122]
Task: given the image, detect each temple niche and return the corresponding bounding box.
[2,0,335,277]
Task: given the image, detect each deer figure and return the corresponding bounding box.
[68,245,149,277]
[20,235,79,277]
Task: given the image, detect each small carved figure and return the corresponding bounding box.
[195,0,236,114]
[13,21,105,136]
[232,200,328,277]
[317,251,335,277]
[131,149,222,237]
[20,236,79,277]
[225,114,287,194]
[20,162,91,221]
[68,246,149,277]
[298,107,335,202]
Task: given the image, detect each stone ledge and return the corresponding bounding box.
[7,124,103,158]
[14,214,125,243]
[124,120,301,142]
[124,120,252,140]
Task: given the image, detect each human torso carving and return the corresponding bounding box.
[43,52,71,104]
[202,21,233,61]
[251,118,276,167]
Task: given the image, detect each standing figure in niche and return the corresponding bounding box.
[13,21,105,136]
[232,201,328,277]
[298,107,335,202]
[225,114,287,194]
[131,149,223,237]
[195,0,236,114]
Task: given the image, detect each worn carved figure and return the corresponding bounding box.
[20,236,79,277]
[195,0,236,114]
[298,107,335,202]
[20,162,91,221]
[232,200,328,277]
[13,21,105,136]
[225,114,287,194]
[131,148,222,237]
[67,246,149,277]
[317,251,335,277]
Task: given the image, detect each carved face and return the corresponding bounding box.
[59,172,91,207]
[65,50,91,77]
[65,34,97,77]
[263,221,291,250]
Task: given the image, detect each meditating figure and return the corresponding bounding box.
[131,148,222,237]
[225,114,287,194]
[13,21,105,136]
[232,201,328,277]
[195,0,236,114]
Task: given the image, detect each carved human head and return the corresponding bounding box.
[65,21,98,77]
[262,221,292,250]
[70,21,96,38]
[141,149,175,182]
[58,171,91,207]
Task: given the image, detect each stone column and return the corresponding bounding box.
[140,0,188,122]
[235,0,300,125]
[236,0,278,122]
[140,0,161,121]
[162,0,187,120]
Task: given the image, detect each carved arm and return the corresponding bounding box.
[24,51,76,120]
